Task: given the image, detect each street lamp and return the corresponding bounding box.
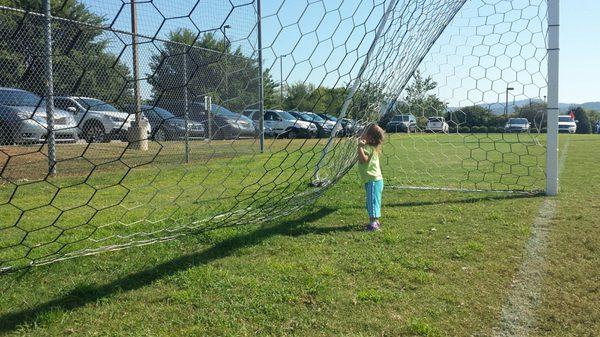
[280,54,288,106]
[505,86,514,116]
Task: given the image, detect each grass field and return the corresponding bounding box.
[0,134,597,336]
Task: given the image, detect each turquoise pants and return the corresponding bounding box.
[365,179,383,218]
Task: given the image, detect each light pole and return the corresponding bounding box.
[505,86,514,116]
[223,25,231,95]
[280,54,287,107]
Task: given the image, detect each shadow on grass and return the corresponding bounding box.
[384,192,543,208]
[0,207,348,333]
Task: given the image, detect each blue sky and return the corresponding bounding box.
[77,0,598,104]
[560,0,600,103]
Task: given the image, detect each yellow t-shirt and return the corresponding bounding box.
[358,145,383,184]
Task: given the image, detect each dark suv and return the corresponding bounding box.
[158,101,255,140]
[125,105,205,141]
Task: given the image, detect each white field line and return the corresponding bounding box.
[492,139,570,337]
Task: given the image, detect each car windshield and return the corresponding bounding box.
[322,114,337,121]
[302,113,325,122]
[559,116,573,122]
[0,89,41,106]
[392,115,410,122]
[509,118,528,124]
[144,106,175,119]
[212,104,252,122]
[428,117,443,122]
[278,111,297,121]
[76,98,120,112]
[211,104,237,117]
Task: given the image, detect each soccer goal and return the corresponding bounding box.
[0,0,558,273]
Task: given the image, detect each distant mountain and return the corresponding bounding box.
[450,99,600,115]
[577,102,600,111]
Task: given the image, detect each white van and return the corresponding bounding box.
[426,116,449,133]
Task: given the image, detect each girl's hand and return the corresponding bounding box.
[358,139,367,146]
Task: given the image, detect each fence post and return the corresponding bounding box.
[257,0,265,153]
[546,0,560,196]
[205,95,212,139]
[43,0,56,175]
[183,45,190,163]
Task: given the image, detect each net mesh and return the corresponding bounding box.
[0,0,548,273]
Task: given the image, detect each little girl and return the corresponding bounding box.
[357,124,385,231]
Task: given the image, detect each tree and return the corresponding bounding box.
[400,70,446,118]
[0,0,132,102]
[569,106,591,134]
[514,102,547,130]
[446,105,495,128]
[586,109,600,133]
[348,83,385,120]
[148,28,275,113]
[282,82,318,112]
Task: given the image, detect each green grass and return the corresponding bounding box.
[0,134,597,336]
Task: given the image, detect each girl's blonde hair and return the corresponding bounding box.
[364,123,385,152]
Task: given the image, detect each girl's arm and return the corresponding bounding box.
[357,140,369,164]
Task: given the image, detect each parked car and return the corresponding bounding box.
[243,109,316,138]
[504,118,531,133]
[161,101,255,140]
[558,115,577,133]
[316,113,356,137]
[0,87,78,144]
[385,114,417,133]
[125,105,204,141]
[287,111,331,138]
[596,121,600,134]
[54,96,150,142]
[426,116,449,133]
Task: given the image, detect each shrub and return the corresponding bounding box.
[459,126,471,133]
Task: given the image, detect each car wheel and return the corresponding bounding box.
[154,128,167,142]
[82,121,106,143]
